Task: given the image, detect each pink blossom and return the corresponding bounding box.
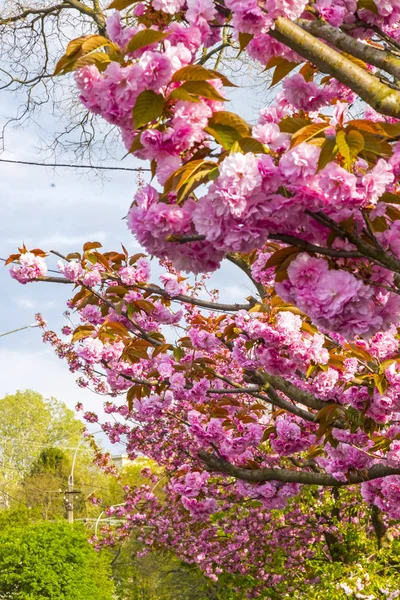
[279,143,320,182]
[160,272,188,296]
[82,269,102,287]
[77,337,104,364]
[10,252,47,284]
[317,162,361,207]
[362,158,394,205]
[58,260,83,283]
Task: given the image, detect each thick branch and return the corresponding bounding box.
[63,0,106,34]
[244,369,327,412]
[199,450,400,486]
[297,18,400,82]
[270,18,400,118]
[212,371,318,423]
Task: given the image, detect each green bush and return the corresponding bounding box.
[0,511,115,600]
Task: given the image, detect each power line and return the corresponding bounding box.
[0,158,150,172]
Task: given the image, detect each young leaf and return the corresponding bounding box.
[357,0,378,14]
[171,65,235,86]
[270,59,299,87]
[233,137,266,154]
[81,35,115,54]
[238,32,253,51]
[169,88,200,103]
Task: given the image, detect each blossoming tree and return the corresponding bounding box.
[7,0,400,595]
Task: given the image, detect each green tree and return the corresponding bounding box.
[0,390,83,505]
[0,509,115,600]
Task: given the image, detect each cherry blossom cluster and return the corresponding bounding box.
[8,0,400,594]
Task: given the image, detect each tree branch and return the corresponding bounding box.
[269,234,362,259]
[270,17,400,118]
[297,18,400,82]
[198,450,400,486]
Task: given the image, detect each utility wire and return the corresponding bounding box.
[0,158,150,172]
[0,323,39,338]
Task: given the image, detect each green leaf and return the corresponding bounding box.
[346,129,364,158]
[126,29,168,54]
[318,138,338,171]
[231,137,266,154]
[205,124,242,150]
[208,111,250,137]
[357,0,378,14]
[132,90,165,129]
[81,35,115,54]
[74,52,112,72]
[381,191,400,205]
[180,81,226,101]
[290,122,329,148]
[169,88,200,102]
[206,69,236,87]
[128,133,144,153]
[278,116,311,134]
[336,129,351,165]
[171,65,236,87]
[107,0,138,8]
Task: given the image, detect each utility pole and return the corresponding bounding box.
[67,475,75,524]
[62,431,102,524]
[63,474,81,524]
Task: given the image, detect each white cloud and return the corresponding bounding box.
[15,298,36,309]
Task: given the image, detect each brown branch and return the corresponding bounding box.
[198,450,400,486]
[0,4,68,25]
[306,210,400,275]
[34,275,251,312]
[270,17,400,118]
[63,0,106,34]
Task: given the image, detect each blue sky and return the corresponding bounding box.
[0,63,269,448]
